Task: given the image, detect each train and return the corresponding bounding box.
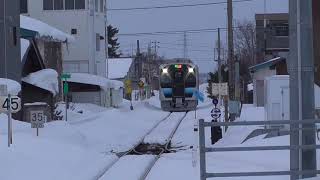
[159,63,199,112]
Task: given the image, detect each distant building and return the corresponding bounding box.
[249,57,288,107]
[255,13,289,62]
[21,0,107,77]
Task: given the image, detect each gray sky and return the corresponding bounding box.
[108,0,288,73]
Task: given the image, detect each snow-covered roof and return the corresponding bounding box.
[22,69,59,95]
[20,15,74,42]
[249,57,285,73]
[66,73,123,90]
[107,58,133,79]
[21,39,30,61]
[0,78,21,95]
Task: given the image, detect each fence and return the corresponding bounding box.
[198,119,320,180]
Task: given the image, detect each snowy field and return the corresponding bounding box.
[1,83,320,180]
[0,100,168,180]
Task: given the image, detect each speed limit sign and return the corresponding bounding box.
[0,96,21,113]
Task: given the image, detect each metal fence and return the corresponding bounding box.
[198,119,320,180]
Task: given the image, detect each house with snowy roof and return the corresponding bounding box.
[107,58,133,81]
[21,0,107,77]
[249,56,288,107]
[20,15,74,121]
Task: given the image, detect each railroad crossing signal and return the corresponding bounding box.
[211,108,221,119]
[212,98,219,107]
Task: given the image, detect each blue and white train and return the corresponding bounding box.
[159,63,199,112]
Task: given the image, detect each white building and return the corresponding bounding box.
[21,0,107,77]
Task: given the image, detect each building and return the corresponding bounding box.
[21,0,107,77]
[255,13,289,62]
[249,57,288,107]
[20,15,74,121]
[0,0,21,82]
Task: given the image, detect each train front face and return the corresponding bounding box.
[159,63,199,112]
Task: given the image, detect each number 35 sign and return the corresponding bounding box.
[0,96,22,113]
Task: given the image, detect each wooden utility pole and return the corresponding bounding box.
[227,0,235,121]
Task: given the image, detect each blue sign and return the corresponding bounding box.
[211,108,221,119]
[212,98,219,106]
[194,90,204,102]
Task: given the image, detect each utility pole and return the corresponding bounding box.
[217,28,222,106]
[183,31,188,59]
[289,0,317,179]
[105,1,109,78]
[136,40,141,78]
[227,0,236,121]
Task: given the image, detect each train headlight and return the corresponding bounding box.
[162,68,168,74]
[188,67,194,73]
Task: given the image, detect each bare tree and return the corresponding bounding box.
[233,20,256,103]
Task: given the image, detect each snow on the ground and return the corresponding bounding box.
[147,103,320,180]
[0,114,118,180]
[0,99,168,180]
[144,112,185,145]
[20,15,74,42]
[100,155,156,180]
[0,78,21,95]
[22,69,59,95]
[107,58,133,79]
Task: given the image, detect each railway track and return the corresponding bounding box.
[96,112,187,180]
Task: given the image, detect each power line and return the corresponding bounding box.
[109,0,255,11]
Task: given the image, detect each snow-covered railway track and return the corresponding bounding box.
[139,112,187,180]
[95,112,172,180]
[96,112,187,180]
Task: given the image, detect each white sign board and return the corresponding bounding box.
[30,110,46,128]
[212,83,229,96]
[0,96,21,113]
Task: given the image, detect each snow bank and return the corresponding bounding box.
[22,69,59,95]
[20,38,30,61]
[0,78,21,95]
[20,15,74,42]
[67,73,123,90]
[107,58,133,79]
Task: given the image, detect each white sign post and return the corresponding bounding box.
[0,91,21,147]
[30,110,46,136]
[212,83,229,96]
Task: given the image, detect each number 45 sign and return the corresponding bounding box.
[0,96,22,113]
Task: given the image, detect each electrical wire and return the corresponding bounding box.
[109,0,255,11]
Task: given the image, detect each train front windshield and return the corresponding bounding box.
[160,64,197,97]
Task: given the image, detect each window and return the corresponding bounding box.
[65,0,75,10]
[75,0,85,9]
[273,23,289,37]
[54,0,63,10]
[100,0,104,12]
[96,33,100,51]
[20,0,28,13]
[43,0,54,10]
[95,0,99,12]
[71,29,77,35]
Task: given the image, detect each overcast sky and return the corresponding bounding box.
[108,0,288,73]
